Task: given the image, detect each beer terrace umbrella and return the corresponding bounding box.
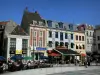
[39,56,48,59]
[0,56,6,61]
[24,56,33,60]
[10,55,24,60]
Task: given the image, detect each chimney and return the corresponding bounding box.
[24,7,28,12]
[35,11,38,14]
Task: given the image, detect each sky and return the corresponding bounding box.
[0,0,100,25]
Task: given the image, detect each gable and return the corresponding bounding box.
[11,25,28,36]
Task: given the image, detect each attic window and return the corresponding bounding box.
[58,22,63,28]
[64,26,66,29]
[69,24,73,30]
[55,24,59,28]
[42,20,45,24]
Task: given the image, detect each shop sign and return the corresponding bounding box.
[36,47,47,51]
[16,50,22,54]
[10,51,15,54]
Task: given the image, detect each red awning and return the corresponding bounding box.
[81,53,86,56]
[48,53,60,57]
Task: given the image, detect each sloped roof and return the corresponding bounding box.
[11,25,28,35]
[4,20,18,35]
[21,9,44,33]
[0,21,9,25]
[21,10,43,25]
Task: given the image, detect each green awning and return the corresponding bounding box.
[24,56,33,60]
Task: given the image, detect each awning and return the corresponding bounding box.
[54,49,80,56]
[0,56,6,61]
[10,55,24,60]
[24,56,33,60]
[81,53,86,56]
[39,56,48,59]
[48,53,60,56]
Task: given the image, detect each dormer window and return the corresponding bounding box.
[39,21,43,26]
[42,20,46,26]
[47,20,52,27]
[69,24,73,30]
[55,24,59,28]
[33,20,38,25]
[58,22,63,28]
[64,26,67,30]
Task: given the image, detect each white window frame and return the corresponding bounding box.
[39,31,43,37]
[33,40,37,46]
[39,40,42,47]
[33,31,37,37]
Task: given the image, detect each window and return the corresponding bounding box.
[90,32,91,36]
[10,38,16,51]
[60,42,64,46]
[60,32,63,40]
[98,43,100,49]
[71,43,74,48]
[49,31,52,37]
[33,31,37,37]
[87,39,89,44]
[76,45,78,49]
[55,32,58,38]
[39,31,43,37]
[90,39,92,44]
[55,41,59,47]
[39,40,42,47]
[47,20,52,27]
[79,36,81,41]
[82,36,84,41]
[65,33,68,39]
[65,42,68,48]
[58,22,63,28]
[69,24,73,30]
[83,45,85,49]
[55,24,59,28]
[79,45,82,49]
[87,31,88,36]
[71,34,73,40]
[22,39,28,50]
[76,35,78,40]
[33,40,36,46]
[48,41,52,47]
[97,36,100,40]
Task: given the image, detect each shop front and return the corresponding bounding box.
[32,47,47,60]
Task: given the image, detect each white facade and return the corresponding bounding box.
[94,29,100,53]
[85,30,94,53]
[46,28,74,50]
[6,35,30,60]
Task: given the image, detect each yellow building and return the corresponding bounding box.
[74,31,86,63]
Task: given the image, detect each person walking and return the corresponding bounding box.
[84,57,88,68]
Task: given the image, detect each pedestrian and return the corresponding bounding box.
[96,59,98,66]
[84,57,88,68]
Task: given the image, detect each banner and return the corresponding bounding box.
[16,50,22,54]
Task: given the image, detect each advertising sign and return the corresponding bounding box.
[16,50,22,54]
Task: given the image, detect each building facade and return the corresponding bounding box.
[85,25,94,54]
[77,24,94,55]
[93,27,100,54]
[3,20,30,61]
[45,20,77,51]
[74,31,86,56]
[29,20,47,60]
